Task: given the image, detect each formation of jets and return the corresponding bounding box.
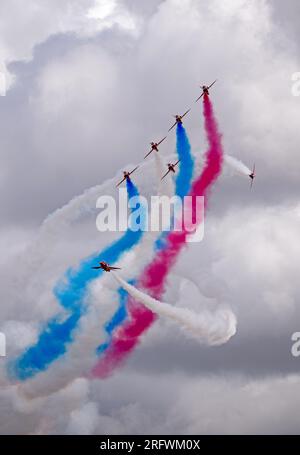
[96,80,255,272]
[115,81,218,187]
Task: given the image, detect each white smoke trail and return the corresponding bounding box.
[113,274,237,346]
[224,154,252,177]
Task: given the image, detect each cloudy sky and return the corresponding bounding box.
[0,0,300,435]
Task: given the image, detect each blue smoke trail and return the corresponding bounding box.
[11,179,146,381]
[97,124,194,354]
[174,123,194,199]
[155,123,194,249]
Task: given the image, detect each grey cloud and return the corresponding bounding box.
[0,0,300,435]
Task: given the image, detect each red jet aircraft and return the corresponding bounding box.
[168,109,191,132]
[161,160,181,180]
[144,137,167,159]
[116,166,139,187]
[92,261,121,272]
[195,80,217,102]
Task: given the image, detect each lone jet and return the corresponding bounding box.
[195,80,217,102]
[116,166,139,187]
[249,163,256,188]
[168,109,191,132]
[161,160,181,180]
[144,137,167,159]
[92,261,121,272]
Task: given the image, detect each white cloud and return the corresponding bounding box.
[0,0,138,89]
[87,0,138,33]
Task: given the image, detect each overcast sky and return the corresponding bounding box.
[0,0,300,435]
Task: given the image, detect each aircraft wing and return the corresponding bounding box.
[92,266,101,269]
[174,159,181,167]
[161,170,171,181]
[144,149,153,159]
[182,109,191,118]
[208,79,217,90]
[110,267,121,270]
[116,177,126,187]
[158,136,167,145]
[195,93,204,102]
[129,166,139,175]
[168,121,177,132]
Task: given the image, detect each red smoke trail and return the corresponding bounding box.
[92,95,223,377]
